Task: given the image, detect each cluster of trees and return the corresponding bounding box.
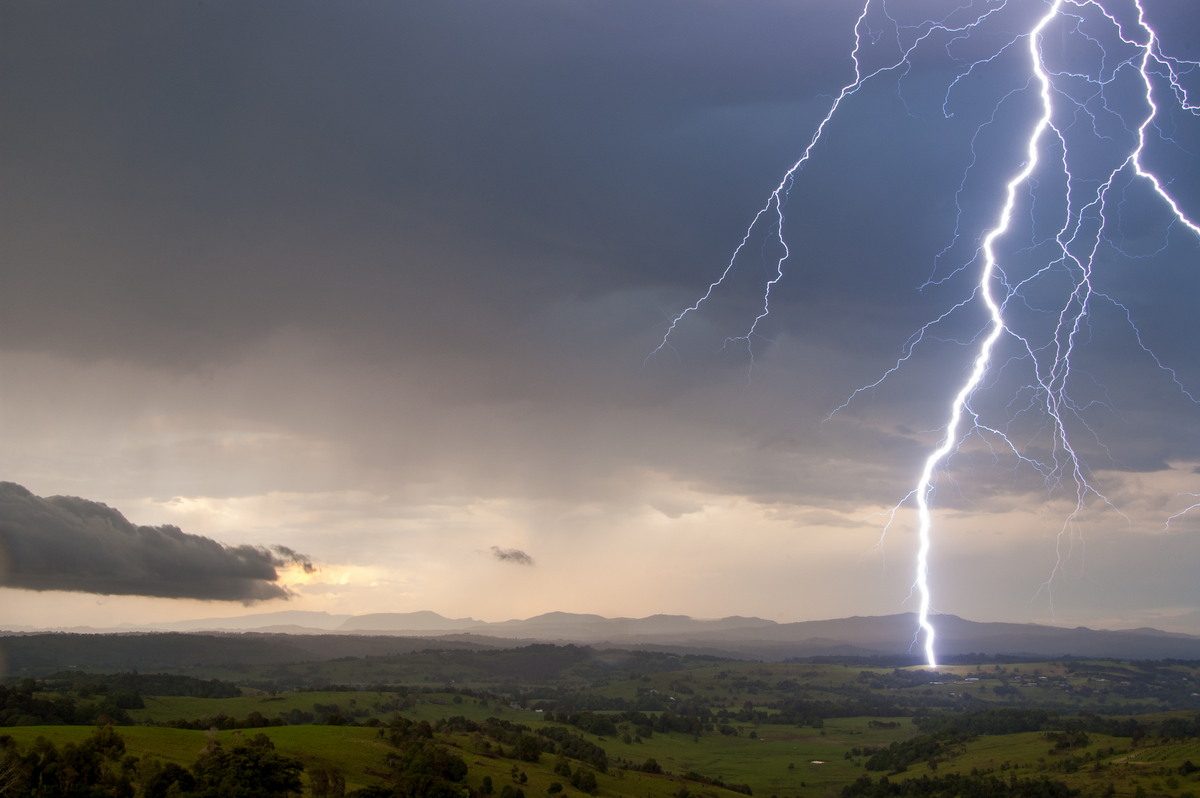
[0,727,304,798]
[44,672,241,700]
[0,683,132,727]
[535,727,608,772]
[913,709,1055,738]
[0,720,483,798]
[543,711,618,737]
[538,690,713,716]
[1159,716,1200,739]
[356,721,469,798]
[622,756,664,774]
[433,715,542,762]
[680,768,753,795]
[863,735,950,774]
[162,710,296,731]
[403,715,612,795]
[0,673,248,729]
[767,695,909,725]
[842,773,1077,798]
[159,700,407,731]
[916,707,1199,743]
[606,709,700,737]
[859,709,1067,772]
[415,706,728,753]
[431,714,609,775]
[551,756,598,794]
[855,670,948,690]
[859,706,1200,775]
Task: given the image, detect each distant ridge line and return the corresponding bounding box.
[5,610,1199,661]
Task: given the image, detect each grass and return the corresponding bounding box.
[877,731,1200,798]
[2,725,210,767]
[0,723,396,793]
[129,689,410,724]
[6,656,1198,797]
[129,689,551,728]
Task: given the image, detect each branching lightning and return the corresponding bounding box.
[651,0,1200,667]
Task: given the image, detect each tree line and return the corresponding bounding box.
[0,721,481,798]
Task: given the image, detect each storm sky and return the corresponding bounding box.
[2,0,1199,634]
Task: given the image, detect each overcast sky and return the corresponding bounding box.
[2,0,1199,637]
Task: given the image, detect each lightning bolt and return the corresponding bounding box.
[651,0,1200,667]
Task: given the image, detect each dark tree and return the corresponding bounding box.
[310,764,347,798]
[190,733,304,797]
[141,761,196,798]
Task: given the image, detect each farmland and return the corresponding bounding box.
[1,642,1198,797]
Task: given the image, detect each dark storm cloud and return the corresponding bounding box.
[0,0,855,368]
[491,547,535,566]
[0,482,312,601]
[0,0,953,515]
[0,0,1198,638]
[0,0,993,414]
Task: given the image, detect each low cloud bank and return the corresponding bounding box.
[0,482,312,601]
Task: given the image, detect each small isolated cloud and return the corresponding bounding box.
[0,482,313,601]
[490,546,534,566]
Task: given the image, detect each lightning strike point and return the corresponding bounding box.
[653,0,1200,669]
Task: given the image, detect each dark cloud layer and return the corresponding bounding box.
[0,0,858,367]
[0,482,312,601]
[0,1,1198,632]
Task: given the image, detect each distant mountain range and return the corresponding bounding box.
[9,610,1199,661]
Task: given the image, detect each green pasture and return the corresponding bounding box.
[555,715,917,798]
[3,717,1198,798]
[1,725,207,767]
[404,695,545,724]
[128,688,521,726]
[587,662,864,702]
[130,690,398,724]
[63,655,1191,716]
[1121,739,1200,766]
[880,730,1200,798]
[821,716,919,746]
[608,659,1143,714]
[241,725,396,792]
[623,726,851,795]
[5,655,1197,797]
[444,730,765,798]
[0,724,395,794]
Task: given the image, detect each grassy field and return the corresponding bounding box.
[873,731,1200,798]
[1,724,397,793]
[8,719,1199,798]
[2,725,208,767]
[4,654,1199,797]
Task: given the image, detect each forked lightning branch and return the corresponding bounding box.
[651,0,1200,667]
